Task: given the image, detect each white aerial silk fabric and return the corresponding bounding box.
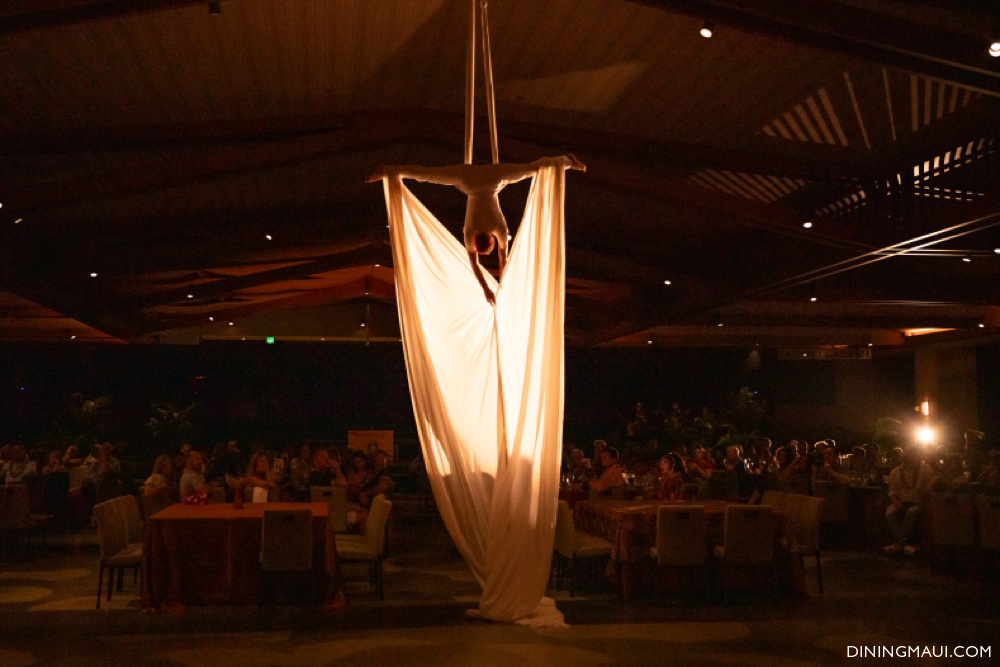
[382,159,566,624]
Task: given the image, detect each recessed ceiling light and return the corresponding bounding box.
[963,255,972,263]
[809,297,817,302]
[186,293,194,299]
[321,337,325,341]
[664,280,672,285]
[647,340,653,344]
[990,41,1000,57]
[979,323,986,328]
[14,218,21,224]
[228,321,234,326]
[699,21,714,38]
[374,264,380,267]
[265,234,272,241]
[802,353,807,357]
[802,222,813,229]
[717,322,724,327]
[89,272,98,278]
[994,248,1000,254]
[241,337,246,341]
[867,343,873,347]
[70,335,77,340]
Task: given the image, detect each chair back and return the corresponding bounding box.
[681,483,700,500]
[93,499,128,561]
[811,481,849,522]
[245,486,275,503]
[654,505,707,566]
[141,486,172,520]
[760,490,786,510]
[209,486,227,504]
[116,494,144,544]
[977,496,1000,551]
[929,492,976,548]
[68,466,87,489]
[310,486,348,533]
[260,509,313,572]
[364,494,393,555]
[792,495,824,550]
[554,500,577,558]
[721,505,775,565]
[782,492,805,523]
[0,485,32,531]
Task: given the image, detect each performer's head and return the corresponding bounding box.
[473,232,495,255]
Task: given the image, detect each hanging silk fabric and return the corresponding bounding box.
[375,0,568,624]
[381,160,566,624]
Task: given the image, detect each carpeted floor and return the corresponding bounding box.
[1,499,997,666]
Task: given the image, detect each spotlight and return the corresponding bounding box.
[664,279,672,285]
[14,218,22,224]
[979,323,986,328]
[186,293,194,299]
[265,234,272,241]
[962,254,972,263]
[916,426,935,446]
[90,272,98,278]
[228,321,234,326]
[809,296,817,302]
[646,340,653,345]
[990,41,1000,57]
[208,1,221,14]
[700,21,714,38]
[70,335,76,340]
[994,248,1000,254]
[360,322,366,328]
[208,316,214,322]
[802,221,813,229]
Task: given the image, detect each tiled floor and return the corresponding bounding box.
[1,502,998,666]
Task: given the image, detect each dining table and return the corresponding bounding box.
[141,501,344,612]
[573,499,807,600]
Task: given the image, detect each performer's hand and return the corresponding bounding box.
[567,154,586,172]
[484,288,496,306]
[366,165,386,183]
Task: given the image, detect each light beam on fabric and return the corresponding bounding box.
[381,159,565,624]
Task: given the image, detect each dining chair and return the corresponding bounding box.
[259,508,314,609]
[714,504,776,603]
[93,498,142,609]
[760,490,786,511]
[0,485,49,557]
[929,492,976,576]
[789,495,825,594]
[649,505,708,598]
[553,500,613,597]
[335,494,392,600]
[977,496,1000,552]
[310,486,349,533]
[245,486,276,503]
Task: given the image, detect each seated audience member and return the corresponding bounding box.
[963,429,987,484]
[41,449,66,475]
[245,451,276,500]
[62,445,84,468]
[589,449,625,494]
[144,454,174,493]
[884,446,935,556]
[2,444,38,485]
[686,446,714,481]
[591,439,608,477]
[346,450,372,503]
[566,448,593,482]
[179,449,212,502]
[308,447,347,487]
[647,453,686,500]
[288,444,313,499]
[722,445,749,499]
[813,446,852,484]
[357,450,393,508]
[82,443,122,503]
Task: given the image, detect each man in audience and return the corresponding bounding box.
[179,449,212,502]
[1,444,37,485]
[885,446,935,557]
[589,448,625,494]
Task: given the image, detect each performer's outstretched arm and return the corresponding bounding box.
[367,164,467,186]
[468,250,496,305]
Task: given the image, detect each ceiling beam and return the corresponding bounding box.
[633,0,1000,96]
[0,1,200,35]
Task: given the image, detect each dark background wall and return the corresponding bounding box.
[1,341,992,459]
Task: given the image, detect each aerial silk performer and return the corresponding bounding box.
[368,0,585,625]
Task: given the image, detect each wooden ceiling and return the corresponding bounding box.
[0,0,998,348]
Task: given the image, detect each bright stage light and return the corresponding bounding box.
[916,426,935,446]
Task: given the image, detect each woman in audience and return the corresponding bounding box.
[144,454,174,493]
[42,450,66,475]
[245,451,276,499]
[287,443,313,500]
[813,445,852,484]
[62,444,83,468]
[588,448,625,495]
[309,447,347,487]
[647,453,686,500]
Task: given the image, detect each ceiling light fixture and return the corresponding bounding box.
[809,296,817,302]
[963,254,972,263]
[208,316,214,321]
[14,218,21,224]
[990,41,1000,57]
[994,248,1000,254]
[664,279,672,285]
[700,21,714,38]
[802,221,813,229]
[979,323,986,328]
[265,234,272,241]
[90,272,98,278]
[228,321,234,326]
[647,340,653,345]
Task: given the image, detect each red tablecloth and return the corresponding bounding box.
[141,502,344,611]
[573,499,806,599]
